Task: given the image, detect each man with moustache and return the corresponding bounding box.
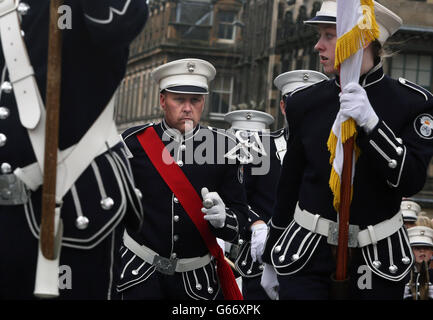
[117,58,248,300]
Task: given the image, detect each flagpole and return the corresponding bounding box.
[335,136,354,281]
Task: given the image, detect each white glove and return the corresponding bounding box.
[339,82,379,133]
[260,263,279,300]
[250,222,268,263]
[201,187,226,229]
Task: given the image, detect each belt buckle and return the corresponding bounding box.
[153,255,177,275]
[327,221,360,248]
[0,174,28,205]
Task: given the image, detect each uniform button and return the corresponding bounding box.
[173,234,179,242]
[396,137,403,144]
[75,216,89,230]
[0,133,7,147]
[176,160,183,167]
[396,146,403,156]
[171,253,177,259]
[173,215,179,222]
[17,2,30,15]
[399,78,406,84]
[100,197,114,210]
[1,81,12,94]
[173,197,179,203]
[1,162,12,174]
[0,107,10,120]
[180,144,186,151]
[388,159,397,169]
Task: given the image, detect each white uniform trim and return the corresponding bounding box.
[85,0,132,25]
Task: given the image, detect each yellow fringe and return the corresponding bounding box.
[334,0,380,69]
[328,119,361,213]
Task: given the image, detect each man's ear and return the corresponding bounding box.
[280,99,286,116]
[160,92,166,111]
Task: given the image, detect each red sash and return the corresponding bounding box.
[136,126,243,300]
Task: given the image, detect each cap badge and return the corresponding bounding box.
[303,73,309,81]
[187,62,196,73]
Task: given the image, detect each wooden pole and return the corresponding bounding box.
[335,136,354,281]
[40,0,63,260]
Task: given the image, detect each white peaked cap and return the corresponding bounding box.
[274,70,329,96]
[400,200,421,222]
[304,0,403,45]
[408,226,433,248]
[224,110,275,131]
[151,58,216,94]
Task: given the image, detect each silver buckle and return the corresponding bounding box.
[153,255,177,275]
[327,221,360,248]
[0,174,28,205]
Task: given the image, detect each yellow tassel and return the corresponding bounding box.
[327,131,338,165]
[329,167,341,212]
[334,0,380,69]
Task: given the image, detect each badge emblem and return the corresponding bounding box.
[238,165,244,184]
[414,114,433,139]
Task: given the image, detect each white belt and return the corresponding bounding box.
[13,97,120,200]
[0,0,120,201]
[123,231,212,275]
[294,203,403,248]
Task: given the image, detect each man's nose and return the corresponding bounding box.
[182,101,193,112]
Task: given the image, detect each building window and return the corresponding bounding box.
[210,75,233,116]
[217,11,236,41]
[173,0,213,41]
[390,54,433,90]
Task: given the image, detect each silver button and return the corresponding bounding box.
[1,82,12,94]
[0,107,10,120]
[21,30,25,37]
[75,216,89,230]
[100,197,114,210]
[17,2,30,15]
[173,215,179,222]
[396,137,403,144]
[389,264,398,274]
[135,188,142,199]
[173,234,179,242]
[396,146,403,156]
[173,197,179,203]
[388,159,397,169]
[171,252,177,259]
[180,144,186,151]
[1,162,12,174]
[0,133,7,147]
[176,160,183,167]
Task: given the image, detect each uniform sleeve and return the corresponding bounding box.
[80,0,148,47]
[210,163,249,244]
[262,125,306,264]
[357,98,433,196]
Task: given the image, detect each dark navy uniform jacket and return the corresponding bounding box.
[233,128,287,278]
[0,1,148,299]
[263,62,433,281]
[117,121,249,295]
